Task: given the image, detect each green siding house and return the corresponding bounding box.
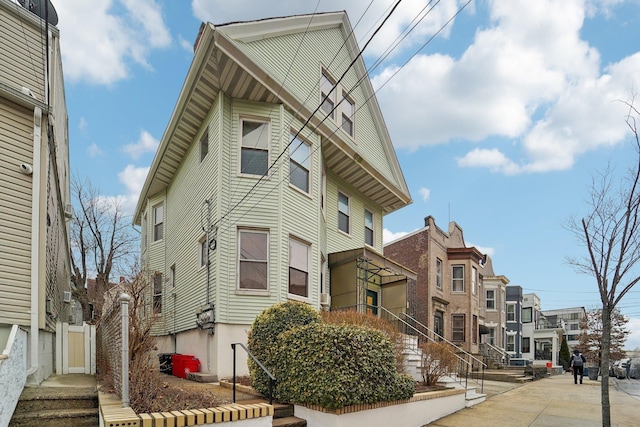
[133,11,415,380]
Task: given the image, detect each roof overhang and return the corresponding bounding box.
[134,13,411,224]
[328,247,417,282]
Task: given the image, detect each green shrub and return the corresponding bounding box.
[276,323,415,409]
[247,301,321,397]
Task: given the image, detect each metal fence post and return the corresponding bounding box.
[120,293,130,408]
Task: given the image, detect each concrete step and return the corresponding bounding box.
[9,408,99,427]
[464,389,487,408]
[13,386,98,412]
[272,416,307,427]
[273,403,294,418]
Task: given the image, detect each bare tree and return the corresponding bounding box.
[70,177,138,322]
[566,99,640,427]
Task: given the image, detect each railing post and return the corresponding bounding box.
[120,293,130,408]
[231,343,237,403]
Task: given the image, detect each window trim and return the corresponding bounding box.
[364,208,374,247]
[153,273,163,315]
[239,117,271,178]
[472,266,477,295]
[288,131,311,194]
[486,289,496,310]
[288,236,311,300]
[237,228,270,295]
[320,71,336,120]
[340,92,355,137]
[337,190,350,235]
[436,258,442,289]
[451,264,464,292]
[507,303,516,322]
[506,334,516,352]
[153,203,164,242]
[452,314,465,342]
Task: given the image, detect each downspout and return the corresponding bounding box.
[26,106,43,376]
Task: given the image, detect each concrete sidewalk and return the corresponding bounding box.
[427,373,638,426]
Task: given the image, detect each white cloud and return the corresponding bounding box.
[117,165,150,214]
[87,143,104,158]
[466,242,495,258]
[373,0,640,174]
[56,0,171,85]
[418,187,431,203]
[178,34,193,53]
[78,117,88,131]
[123,130,159,160]
[383,228,410,244]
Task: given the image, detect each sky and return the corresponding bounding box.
[48,0,640,350]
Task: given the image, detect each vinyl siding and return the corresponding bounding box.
[0,97,33,325]
[237,27,397,185]
[0,3,47,102]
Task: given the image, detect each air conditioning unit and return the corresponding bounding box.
[320,293,331,306]
[64,204,73,219]
[63,291,72,303]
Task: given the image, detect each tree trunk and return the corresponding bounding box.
[601,303,612,427]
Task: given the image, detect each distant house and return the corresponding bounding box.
[0,0,72,392]
[540,306,586,353]
[384,215,487,355]
[133,11,412,380]
[506,286,525,362]
[481,257,510,365]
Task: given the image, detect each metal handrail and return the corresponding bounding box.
[231,343,275,404]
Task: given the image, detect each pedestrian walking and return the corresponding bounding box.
[570,349,586,384]
[626,359,632,379]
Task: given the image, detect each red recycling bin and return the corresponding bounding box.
[171,354,199,378]
[546,362,552,368]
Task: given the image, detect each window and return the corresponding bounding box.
[472,267,477,295]
[522,337,530,353]
[199,237,207,268]
[238,229,268,291]
[472,315,478,344]
[364,209,374,246]
[289,133,310,193]
[487,327,495,345]
[200,129,209,162]
[452,265,464,292]
[522,307,532,323]
[153,204,164,241]
[486,290,495,310]
[153,274,162,314]
[507,335,515,352]
[338,191,350,234]
[321,164,327,217]
[452,314,465,341]
[341,94,354,136]
[170,265,175,288]
[142,214,147,250]
[289,237,310,298]
[240,119,269,176]
[320,72,336,119]
[436,258,442,289]
[507,304,516,322]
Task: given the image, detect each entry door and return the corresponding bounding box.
[434,311,444,341]
[366,290,378,315]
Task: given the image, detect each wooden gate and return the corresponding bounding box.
[56,322,96,374]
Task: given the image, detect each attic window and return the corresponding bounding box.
[320,72,336,120]
[341,94,354,137]
[200,129,209,162]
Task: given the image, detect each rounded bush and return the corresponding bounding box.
[247,301,321,397]
[276,323,415,409]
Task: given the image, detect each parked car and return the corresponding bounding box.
[610,360,621,377]
[615,359,631,379]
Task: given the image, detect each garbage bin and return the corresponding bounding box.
[159,353,175,374]
[546,362,552,368]
[172,354,197,378]
[184,357,201,377]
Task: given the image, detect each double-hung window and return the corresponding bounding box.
[364,209,374,246]
[289,237,310,298]
[320,73,336,119]
[452,265,464,292]
[238,229,268,291]
[436,258,442,289]
[452,314,465,341]
[240,119,269,176]
[289,133,310,193]
[472,266,477,295]
[507,335,515,352]
[507,304,516,322]
[338,191,350,234]
[153,204,164,241]
[341,94,354,136]
[522,337,530,353]
[486,289,495,310]
[522,307,532,323]
[153,274,163,314]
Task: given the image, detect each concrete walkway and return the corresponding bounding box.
[427,373,639,426]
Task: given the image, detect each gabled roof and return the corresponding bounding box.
[134,11,411,224]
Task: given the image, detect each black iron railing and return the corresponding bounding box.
[231,342,275,404]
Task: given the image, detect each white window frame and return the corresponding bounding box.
[507,303,516,322]
[200,128,209,162]
[237,228,269,294]
[239,118,270,177]
[153,204,164,242]
[451,265,464,292]
[142,214,147,251]
[506,334,515,352]
[472,266,477,295]
[338,191,350,235]
[288,236,310,299]
[289,132,311,194]
[320,71,336,120]
[341,92,355,137]
[486,289,496,310]
[364,208,374,247]
[436,258,442,289]
[153,273,163,314]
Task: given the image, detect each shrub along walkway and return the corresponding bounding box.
[425,372,638,426]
